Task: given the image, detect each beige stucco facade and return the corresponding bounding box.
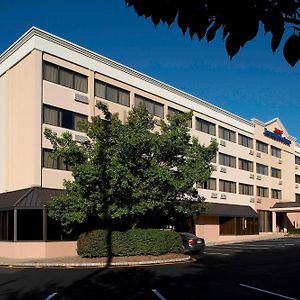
[0,27,299,257]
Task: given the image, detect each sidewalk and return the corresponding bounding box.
[0,233,290,268]
[205,232,288,246]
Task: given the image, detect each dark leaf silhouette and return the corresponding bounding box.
[125,0,300,66]
[283,34,300,66]
[271,29,284,53]
[225,34,241,59]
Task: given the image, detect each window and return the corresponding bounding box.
[94,80,130,107]
[219,180,236,193]
[271,167,281,179]
[257,186,269,197]
[135,95,164,118]
[200,178,216,190]
[43,149,71,171]
[239,183,254,195]
[238,158,253,172]
[168,107,192,128]
[296,156,300,165]
[256,163,268,175]
[219,126,236,142]
[271,189,282,200]
[296,175,300,184]
[195,118,216,136]
[296,194,300,202]
[43,61,88,93]
[219,153,236,168]
[256,140,268,153]
[43,105,87,132]
[238,134,253,148]
[271,146,281,158]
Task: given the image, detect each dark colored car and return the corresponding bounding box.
[179,232,205,254]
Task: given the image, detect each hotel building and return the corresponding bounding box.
[0,27,300,258]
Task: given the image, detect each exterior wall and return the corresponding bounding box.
[253,120,296,206]
[195,216,219,242]
[4,50,42,192]
[287,212,300,229]
[0,74,7,193]
[0,241,77,259]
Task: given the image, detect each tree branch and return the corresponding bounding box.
[283,16,300,25]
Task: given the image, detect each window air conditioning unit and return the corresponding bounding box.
[75,134,89,143]
[278,160,282,164]
[256,152,261,158]
[256,198,262,203]
[211,165,217,171]
[250,197,255,203]
[74,93,89,104]
[220,140,226,146]
[249,150,254,155]
[220,167,227,173]
[296,166,298,170]
[257,175,262,180]
[296,184,299,189]
[249,174,255,179]
[220,194,227,199]
[278,181,283,185]
[211,193,218,198]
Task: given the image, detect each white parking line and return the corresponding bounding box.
[152,289,167,300]
[240,284,299,300]
[203,252,230,256]
[215,246,270,250]
[44,292,58,300]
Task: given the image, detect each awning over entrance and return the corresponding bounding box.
[270,202,300,212]
[0,187,63,241]
[205,203,258,218]
[0,187,62,210]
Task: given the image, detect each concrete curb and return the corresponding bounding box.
[0,256,192,268]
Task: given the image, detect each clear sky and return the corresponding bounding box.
[1,1,299,138]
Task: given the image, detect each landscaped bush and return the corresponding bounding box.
[77,229,182,257]
[288,228,300,234]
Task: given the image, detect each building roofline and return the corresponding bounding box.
[0,26,254,128]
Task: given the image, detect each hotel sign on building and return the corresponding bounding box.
[264,128,292,146]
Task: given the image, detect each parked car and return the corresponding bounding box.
[179,232,205,254]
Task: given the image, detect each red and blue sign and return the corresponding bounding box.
[264,128,291,145]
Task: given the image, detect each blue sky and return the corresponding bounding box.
[1,0,299,138]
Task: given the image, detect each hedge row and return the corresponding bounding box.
[288,228,300,234]
[77,229,182,257]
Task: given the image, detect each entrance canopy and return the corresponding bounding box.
[205,203,258,218]
[0,187,62,210]
[270,202,300,213]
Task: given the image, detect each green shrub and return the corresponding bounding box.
[288,228,300,234]
[77,229,182,257]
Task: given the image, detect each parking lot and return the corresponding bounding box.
[1,237,300,299]
[203,237,300,256]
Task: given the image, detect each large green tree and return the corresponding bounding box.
[45,103,217,233]
[125,0,300,66]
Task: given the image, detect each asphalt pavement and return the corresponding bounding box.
[1,237,300,299]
